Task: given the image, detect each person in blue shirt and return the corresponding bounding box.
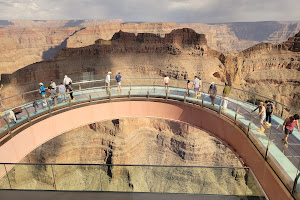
[115,72,122,92]
[39,82,47,108]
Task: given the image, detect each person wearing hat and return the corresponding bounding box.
[39,82,47,108]
[208,82,217,106]
[105,71,112,94]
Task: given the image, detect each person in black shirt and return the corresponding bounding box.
[265,100,273,127]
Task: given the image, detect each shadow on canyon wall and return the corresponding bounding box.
[41,27,86,61]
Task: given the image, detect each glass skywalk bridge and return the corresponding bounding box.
[0,78,299,199]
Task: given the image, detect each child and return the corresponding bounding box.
[186,80,191,96]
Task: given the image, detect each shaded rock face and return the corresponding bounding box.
[21,118,242,166]
[0,118,264,196]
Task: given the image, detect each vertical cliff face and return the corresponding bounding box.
[217,31,300,107]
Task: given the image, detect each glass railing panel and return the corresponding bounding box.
[0,164,10,189]
[53,164,102,191]
[0,117,8,136]
[25,99,49,118]
[294,162,300,200]
[230,88,251,104]
[236,106,253,127]
[0,164,266,198]
[248,118,268,156]
[5,164,55,190]
[169,79,186,89]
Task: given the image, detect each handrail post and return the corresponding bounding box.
[79,83,81,91]
[24,107,31,124]
[234,106,240,124]
[201,94,204,107]
[48,100,52,113]
[281,104,284,117]
[89,94,92,103]
[128,90,131,99]
[265,127,272,161]
[219,98,223,114]
[166,91,168,100]
[247,120,252,137]
[50,164,57,190]
[292,172,300,197]
[4,164,12,189]
[68,96,71,107]
[147,91,149,100]
[184,94,186,103]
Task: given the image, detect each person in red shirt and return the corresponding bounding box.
[282,114,300,146]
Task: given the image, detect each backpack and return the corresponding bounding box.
[266,103,273,113]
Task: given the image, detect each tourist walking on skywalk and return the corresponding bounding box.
[38,82,47,108]
[208,82,217,106]
[282,114,300,147]
[48,84,58,106]
[50,80,57,91]
[193,76,201,98]
[116,72,122,92]
[58,82,67,102]
[164,75,170,93]
[63,75,74,100]
[105,71,111,94]
[265,100,274,127]
[222,82,231,111]
[252,101,266,132]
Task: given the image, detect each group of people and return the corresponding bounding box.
[38,75,74,109]
[105,71,122,93]
[251,100,299,147]
[186,76,230,110]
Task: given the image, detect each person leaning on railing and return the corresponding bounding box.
[251,101,266,133]
[281,114,300,147]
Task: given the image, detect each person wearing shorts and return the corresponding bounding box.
[193,76,200,97]
[252,101,266,132]
[164,75,170,93]
[282,114,300,146]
[115,72,122,92]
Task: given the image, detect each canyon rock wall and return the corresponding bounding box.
[0,21,299,75]
[216,31,300,107]
[0,28,299,111]
[21,118,242,166]
[0,118,262,195]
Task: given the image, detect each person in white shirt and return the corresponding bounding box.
[63,75,74,100]
[105,72,112,94]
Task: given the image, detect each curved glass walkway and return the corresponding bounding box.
[0,78,299,198]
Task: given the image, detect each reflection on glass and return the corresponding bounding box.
[0,164,10,189]
[0,164,266,198]
[5,164,55,190]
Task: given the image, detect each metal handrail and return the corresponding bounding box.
[0,83,297,198]
[0,77,298,113]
